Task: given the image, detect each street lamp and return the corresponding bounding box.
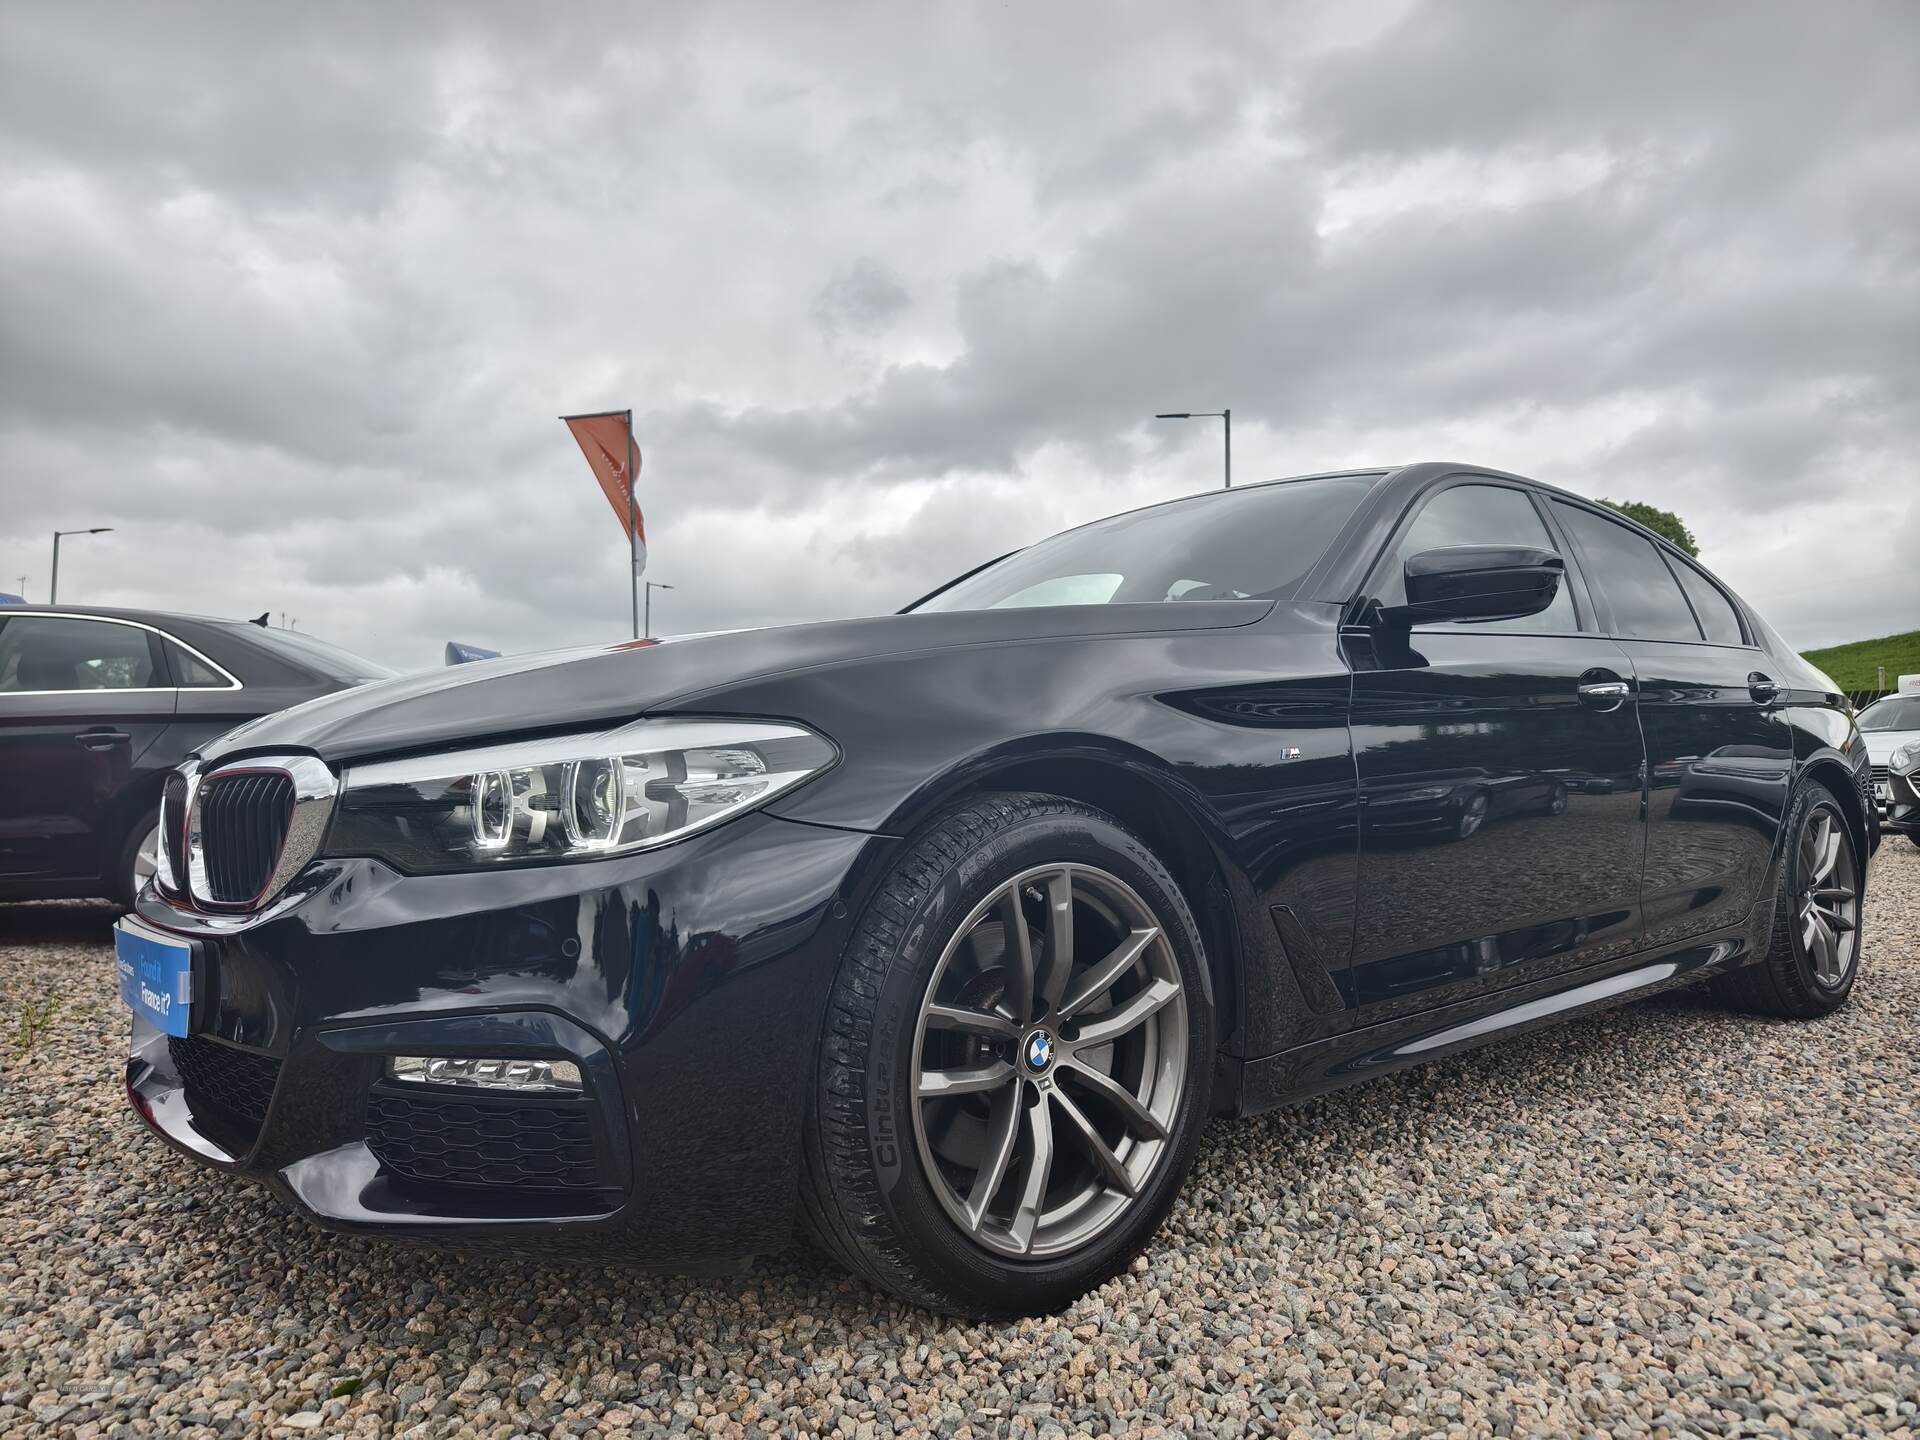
[50,528,114,604]
[1153,410,1231,489]
[644,581,675,639]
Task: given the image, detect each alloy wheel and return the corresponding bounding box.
[909,862,1188,1259]
[131,823,161,897]
[1796,806,1858,989]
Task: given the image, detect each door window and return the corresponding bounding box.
[0,617,160,692]
[1377,483,1578,632]
[1550,503,1702,642]
[1668,558,1745,645]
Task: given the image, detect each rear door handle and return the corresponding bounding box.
[1747,672,1779,703]
[76,728,130,750]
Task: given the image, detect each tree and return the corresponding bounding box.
[1599,499,1698,557]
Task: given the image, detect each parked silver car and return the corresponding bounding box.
[1858,693,1920,846]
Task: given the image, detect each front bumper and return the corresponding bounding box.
[1878,766,1920,837]
[125,811,891,1264]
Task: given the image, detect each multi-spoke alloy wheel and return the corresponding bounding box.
[803,793,1212,1316]
[910,863,1188,1258]
[1795,806,1858,988]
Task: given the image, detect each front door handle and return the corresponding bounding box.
[1748,672,1779,703]
[1577,679,1632,711]
[76,728,130,750]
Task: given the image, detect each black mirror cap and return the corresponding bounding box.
[1379,544,1565,626]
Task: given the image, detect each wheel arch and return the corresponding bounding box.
[883,743,1246,1061]
[1799,752,1870,873]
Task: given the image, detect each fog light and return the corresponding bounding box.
[387,1055,583,1092]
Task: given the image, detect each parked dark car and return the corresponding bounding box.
[116,463,1875,1317]
[0,607,392,905]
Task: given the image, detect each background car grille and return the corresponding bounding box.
[198,772,296,903]
[160,772,189,891]
[167,1035,283,1126]
[366,1089,603,1190]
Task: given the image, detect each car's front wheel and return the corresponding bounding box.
[802,792,1214,1316]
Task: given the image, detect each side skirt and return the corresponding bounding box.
[1230,914,1765,1116]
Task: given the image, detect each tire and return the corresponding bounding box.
[801,792,1215,1316]
[1909,834,1920,851]
[1711,780,1863,1018]
[114,810,161,909]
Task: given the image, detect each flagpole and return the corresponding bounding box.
[625,409,639,640]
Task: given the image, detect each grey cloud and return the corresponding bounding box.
[1,0,1915,664]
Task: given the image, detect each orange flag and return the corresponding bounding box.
[561,410,646,575]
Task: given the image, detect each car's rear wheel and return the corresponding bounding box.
[116,810,161,908]
[802,792,1214,1316]
[1712,780,1862,1018]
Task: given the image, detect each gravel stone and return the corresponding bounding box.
[3,847,1918,1437]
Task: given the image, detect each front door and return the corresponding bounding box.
[1346,480,1648,1016]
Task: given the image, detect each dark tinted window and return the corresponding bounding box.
[0,616,158,691]
[1378,483,1577,632]
[166,640,231,688]
[1550,502,1701,641]
[1669,559,1744,645]
[912,476,1376,613]
[221,624,395,683]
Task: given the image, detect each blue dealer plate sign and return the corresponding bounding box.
[115,919,194,1038]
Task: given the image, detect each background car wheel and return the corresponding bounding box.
[1456,790,1489,839]
[116,810,161,908]
[1711,780,1862,1018]
[802,792,1214,1316]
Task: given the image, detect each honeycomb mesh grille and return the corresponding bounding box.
[367,1090,603,1190]
[168,1035,283,1125]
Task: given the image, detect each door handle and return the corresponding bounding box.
[76,728,130,750]
[1577,679,1632,711]
[1747,672,1779,703]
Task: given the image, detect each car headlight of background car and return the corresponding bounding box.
[324,718,835,872]
[1891,740,1920,776]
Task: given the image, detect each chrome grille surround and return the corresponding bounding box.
[176,753,339,912]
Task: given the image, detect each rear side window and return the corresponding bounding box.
[1668,559,1745,645]
[1550,503,1702,642]
[1377,483,1578,632]
[0,616,160,691]
[166,640,232,688]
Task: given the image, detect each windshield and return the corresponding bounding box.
[227,624,396,683]
[1858,696,1920,731]
[910,475,1378,614]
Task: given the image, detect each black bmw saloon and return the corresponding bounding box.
[118,463,1876,1316]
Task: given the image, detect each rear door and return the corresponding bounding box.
[1346,480,1648,1015]
[0,614,178,883]
[1548,501,1793,948]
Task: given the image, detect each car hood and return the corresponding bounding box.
[1863,729,1920,764]
[198,599,1273,766]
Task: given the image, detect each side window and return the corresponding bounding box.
[166,640,231,688]
[1377,483,1578,632]
[1669,559,1745,645]
[1550,503,1702,642]
[0,617,159,692]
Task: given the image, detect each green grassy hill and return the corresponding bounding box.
[1802,630,1920,691]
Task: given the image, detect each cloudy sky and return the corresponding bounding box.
[2,1,1915,668]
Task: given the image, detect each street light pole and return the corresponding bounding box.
[50,527,114,604]
[644,581,675,639]
[1153,410,1232,489]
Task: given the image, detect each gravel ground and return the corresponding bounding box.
[3,847,1917,1439]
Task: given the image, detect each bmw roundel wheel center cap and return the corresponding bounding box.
[1022,1028,1056,1076]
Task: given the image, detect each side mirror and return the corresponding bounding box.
[1379,544,1564,627]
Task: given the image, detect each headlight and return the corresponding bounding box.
[1891,740,1920,775]
[324,718,835,872]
